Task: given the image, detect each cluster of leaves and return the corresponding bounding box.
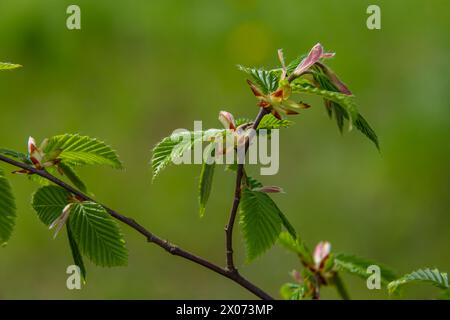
[152,114,295,260]
[239,51,379,149]
[0,131,127,281]
[279,231,450,300]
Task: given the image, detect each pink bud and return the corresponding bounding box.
[292,43,335,77]
[252,185,285,193]
[313,241,331,268]
[28,136,37,155]
[218,111,236,130]
[290,269,302,283]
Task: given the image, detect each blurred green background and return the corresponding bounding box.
[0,0,449,299]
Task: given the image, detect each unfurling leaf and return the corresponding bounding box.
[69,202,128,267]
[0,168,16,246]
[151,129,223,180]
[44,134,123,169]
[334,253,397,286]
[237,65,278,94]
[388,268,450,295]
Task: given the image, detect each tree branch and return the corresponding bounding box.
[225,107,270,272]
[0,153,274,300]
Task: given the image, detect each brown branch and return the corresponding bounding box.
[0,153,274,300]
[225,107,270,272]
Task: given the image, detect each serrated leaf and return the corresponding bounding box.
[240,188,282,260]
[278,231,312,265]
[66,224,87,281]
[245,176,296,239]
[58,162,88,193]
[388,268,450,295]
[0,168,16,246]
[198,144,215,217]
[69,202,128,267]
[32,185,71,226]
[0,62,22,70]
[354,113,379,150]
[44,134,123,169]
[291,85,359,123]
[151,129,223,180]
[0,148,31,164]
[334,253,397,285]
[237,65,278,94]
[280,283,307,300]
[257,114,293,130]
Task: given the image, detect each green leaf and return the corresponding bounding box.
[245,176,296,239]
[66,224,87,281]
[278,231,312,265]
[44,134,123,169]
[237,65,278,94]
[257,114,293,130]
[0,168,16,246]
[69,202,128,267]
[354,113,380,150]
[334,253,397,285]
[291,85,359,123]
[280,283,307,300]
[58,162,88,193]
[240,188,282,260]
[0,148,31,164]
[151,129,223,180]
[198,145,215,217]
[32,186,71,226]
[388,268,450,295]
[0,62,22,70]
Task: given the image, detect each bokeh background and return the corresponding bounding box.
[0,0,449,299]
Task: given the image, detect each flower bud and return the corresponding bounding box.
[313,241,331,269]
[218,111,236,130]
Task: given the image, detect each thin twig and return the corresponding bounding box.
[225,107,269,272]
[0,153,274,300]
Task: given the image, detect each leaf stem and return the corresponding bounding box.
[225,107,269,272]
[0,153,274,300]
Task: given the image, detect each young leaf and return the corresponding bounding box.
[0,148,31,164]
[278,231,313,265]
[58,162,88,193]
[32,186,71,226]
[354,113,379,150]
[69,202,128,267]
[388,268,450,295]
[198,145,215,217]
[151,129,223,180]
[257,114,293,130]
[245,176,296,239]
[237,65,278,94]
[291,85,359,123]
[0,62,22,70]
[240,188,283,260]
[334,253,397,285]
[66,224,87,281]
[44,134,123,169]
[280,283,307,300]
[0,168,16,246]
